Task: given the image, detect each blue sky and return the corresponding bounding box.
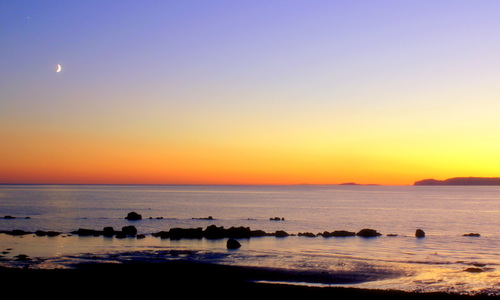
[1,1,500,184]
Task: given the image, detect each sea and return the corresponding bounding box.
[1,184,500,295]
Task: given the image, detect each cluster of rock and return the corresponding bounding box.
[35,230,62,237]
[0,229,35,236]
[192,216,215,220]
[149,227,432,240]
[298,229,382,238]
[0,212,482,244]
[71,226,145,239]
[3,215,30,219]
[151,225,289,240]
[298,229,428,238]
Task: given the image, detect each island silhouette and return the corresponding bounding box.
[414,177,500,186]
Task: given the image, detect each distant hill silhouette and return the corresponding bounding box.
[414,177,500,186]
[339,182,380,186]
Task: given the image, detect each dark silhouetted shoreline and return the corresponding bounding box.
[0,260,495,299]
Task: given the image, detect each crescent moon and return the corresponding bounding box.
[56,64,62,72]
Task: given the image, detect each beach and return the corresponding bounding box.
[1,258,495,299]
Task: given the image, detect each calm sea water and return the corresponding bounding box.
[1,184,500,294]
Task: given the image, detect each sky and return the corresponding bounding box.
[1,1,500,185]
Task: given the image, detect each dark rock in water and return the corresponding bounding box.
[463,233,480,237]
[203,225,251,239]
[122,225,137,236]
[150,226,286,240]
[168,227,204,240]
[75,228,92,236]
[115,232,127,239]
[72,228,101,236]
[14,254,30,261]
[226,238,241,249]
[35,230,61,237]
[387,234,398,237]
[415,229,426,238]
[274,230,289,237]
[333,230,356,237]
[136,234,146,239]
[151,231,170,238]
[356,228,382,238]
[125,212,142,221]
[103,227,115,237]
[464,267,483,273]
[298,232,316,237]
[192,216,214,220]
[3,215,30,219]
[226,226,251,238]
[270,217,285,221]
[250,229,268,237]
[35,230,47,236]
[204,225,226,239]
[322,230,356,237]
[7,230,32,236]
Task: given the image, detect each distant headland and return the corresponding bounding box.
[414,177,500,186]
[339,182,380,186]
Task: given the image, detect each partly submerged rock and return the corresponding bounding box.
[122,225,137,236]
[72,228,101,236]
[35,230,61,237]
[14,254,30,261]
[298,232,316,237]
[103,227,115,237]
[204,225,226,239]
[192,216,214,220]
[226,238,241,249]
[274,230,289,237]
[1,229,32,236]
[415,229,426,238]
[125,212,142,221]
[464,267,483,273]
[168,227,204,240]
[322,230,356,237]
[356,228,382,238]
[463,233,480,237]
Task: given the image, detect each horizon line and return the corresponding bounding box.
[0,182,405,186]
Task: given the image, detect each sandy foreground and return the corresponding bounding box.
[1,260,496,299]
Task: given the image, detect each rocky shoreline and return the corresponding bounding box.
[2,211,484,243]
[2,224,480,243]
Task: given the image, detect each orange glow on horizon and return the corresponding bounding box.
[1,124,499,186]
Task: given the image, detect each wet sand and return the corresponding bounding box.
[1,261,495,299]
